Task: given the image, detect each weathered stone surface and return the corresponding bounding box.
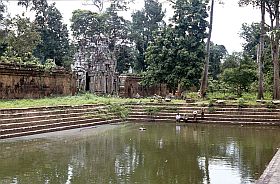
[0,63,76,99]
[72,37,119,95]
[216,100,225,104]
[272,100,280,105]
[256,149,280,184]
[119,74,168,98]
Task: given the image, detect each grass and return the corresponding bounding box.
[0,91,278,109]
[186,91,276,106]
[0,93,150,109]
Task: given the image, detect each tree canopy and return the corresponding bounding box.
[143,0,208,93]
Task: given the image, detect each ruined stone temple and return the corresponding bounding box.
[72,36,119,95]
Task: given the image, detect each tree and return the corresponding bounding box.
[86,0,132,12]
[144,0,208,93]
[71,9,108,60]
[115,45,136,73]
[0,0,7,56]
[239,21,269,99]
[105,3,131,52]
[5,15,41,59]
[209,43,227,80]
[239,0,280,99]
[131,0,165,72]
[221,52,241,70]
[258,1,265,99]
[221,54,257,96]
[33,4,71,66]
[0,0,5,21]
[18,0,71,67]
[240,23,261,59]
[71,5,132,71]
[200,0,214,98]
[143,26,178,91]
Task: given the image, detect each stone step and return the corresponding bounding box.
[0,109,110,124]
[0,118,120,139]
[128,115,280,122]
[0,106,106,119]
[0,116,115,134]
[190,120,279,125]
[129,112,280,118]
[127,118,279,125]
[129,106,280,112]
[131,107,280,113]
[0,104,101,114]
[206,111,280,115]
[129,109,280,116]
[0,113,116,129]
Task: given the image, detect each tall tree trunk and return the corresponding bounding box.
[272,1,280,99]
[257,1,265,100]
[200,0,214,98]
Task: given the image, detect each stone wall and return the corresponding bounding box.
[0,63,77,99]
[119,74,168,98]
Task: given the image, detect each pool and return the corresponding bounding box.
[0,123,279,184]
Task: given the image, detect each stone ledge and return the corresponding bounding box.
[257,149,280,184]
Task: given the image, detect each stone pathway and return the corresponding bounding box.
[257,149,280,184]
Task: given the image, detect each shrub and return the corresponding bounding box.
[108,103,131,120]
[238,98,246,108]
[208,106,216,113]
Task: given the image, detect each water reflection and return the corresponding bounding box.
[0,124,279,184]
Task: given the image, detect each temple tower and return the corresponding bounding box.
[72,36,119,95]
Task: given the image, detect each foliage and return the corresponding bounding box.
[144,106,164,115]
[34,3,71,67]
[43,59,56,70]
[0,0,7,55]
[131,0,165,72]
[0,93,152,109]
[5,15,41,59]
[221,52,241,70]
[0,0,5,21]
[220,53,257,96]
[208,106,216,113]
[186,92,200,100]
[240,23,261,59]
[71,9,106,38]
[222,68,257,96]
[87,0,132,12]
[208,99,215,107]
[266,101,277,109]
[239,22,273,93]
[209,43,227,80]
[143,0,208,92]
[17,0,72,67]
[238,98,246,108]
[108,103,131,120]
[115,45,137,73]
[71,5,132,73]
[208,78,227,93]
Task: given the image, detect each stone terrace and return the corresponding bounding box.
[127,103,280,125]
[0,102,280,140]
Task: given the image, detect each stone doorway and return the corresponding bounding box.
[85,72,90,91]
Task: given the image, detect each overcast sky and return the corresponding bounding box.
[7,0,260,54]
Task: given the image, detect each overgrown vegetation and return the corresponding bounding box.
[82,104,131,121]
[0,0,280,104]
[108,103,131,120]
[144,106,165,115]
[238,98,246,108]
[0,93,148,109]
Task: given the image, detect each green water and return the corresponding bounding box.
[0,123,279,184]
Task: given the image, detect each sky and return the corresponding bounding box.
[7,0,261,54]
